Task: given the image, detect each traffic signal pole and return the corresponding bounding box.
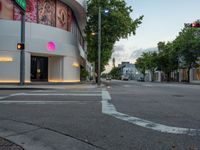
[20,11,25,85]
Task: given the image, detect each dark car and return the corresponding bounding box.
[137,77,145,82]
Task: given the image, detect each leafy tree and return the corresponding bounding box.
[157,42,178,81]
[85,0,143,73]
[173,20,200,82]
[135,57,146,78]
[142,51,158,81]
[109,67,120,79]
[80,68,89,80]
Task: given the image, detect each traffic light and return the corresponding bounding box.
[191,23,200,28]
[17,43,24,50]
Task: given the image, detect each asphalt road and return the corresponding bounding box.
[0,81,200,150]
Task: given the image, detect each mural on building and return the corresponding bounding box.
[0,0,83,49]
[38,0,56,26]
[14,0,37,22]
[56,1,68,30]
[0,0,13,20]
[0,0,73,29]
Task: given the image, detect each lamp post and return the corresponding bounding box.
[97,7,101,86]
[97,7,109,86]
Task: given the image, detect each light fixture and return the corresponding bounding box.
[72,62,80,68]
[48,80,80,83]
[0,57,13,62]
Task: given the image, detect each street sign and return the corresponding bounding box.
[15,0,26,11]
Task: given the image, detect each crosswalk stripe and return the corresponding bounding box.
[0,101,91,104]
[101,88,200,136]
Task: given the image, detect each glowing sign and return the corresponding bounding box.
[47,42,56,51]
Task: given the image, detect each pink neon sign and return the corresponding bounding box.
[47,41,56,51]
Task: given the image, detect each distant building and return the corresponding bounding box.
[118,62,142,80]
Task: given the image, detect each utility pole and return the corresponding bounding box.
[97,7,101,86]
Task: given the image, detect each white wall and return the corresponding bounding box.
[0,20,83,82]
[49,56,63,81]
[0,51,20,82]
[63,56,80,81]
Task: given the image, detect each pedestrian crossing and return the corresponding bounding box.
[0,89,102,104]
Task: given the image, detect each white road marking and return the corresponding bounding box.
[101,89,200,136]
[4,93,101,97]
[31,90,102,93]
[0,101,88,104]
[123,85,131,88]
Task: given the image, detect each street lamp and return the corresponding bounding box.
[97,7,109,86]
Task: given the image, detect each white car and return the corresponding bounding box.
[121,75,129,80]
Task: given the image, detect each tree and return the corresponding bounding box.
[109,67,120,79]
[85,0,143,73]
[157,42,179,81]
[173,20,200,82]
[80,68,89,81]
[135,57,146,78]
[142,51,158,81]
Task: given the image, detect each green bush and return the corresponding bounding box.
[80,69,89,80]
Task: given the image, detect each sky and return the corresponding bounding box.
[105,0,200,72]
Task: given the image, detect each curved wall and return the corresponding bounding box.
[0,0,86,83]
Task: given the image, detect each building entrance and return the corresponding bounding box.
[31,56,48,81]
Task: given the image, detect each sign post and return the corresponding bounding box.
[14,0,26,85]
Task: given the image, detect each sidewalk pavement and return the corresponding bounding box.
[0,82,101,90]
[0,137,24,150]
[0,82,104,150]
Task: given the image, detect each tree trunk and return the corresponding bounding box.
[167,72,170,82]
[151,70,154,82]
[187,66,191,83]
[95,62,98,83]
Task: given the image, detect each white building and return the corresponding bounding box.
[118,62,142,80]
[0,0,87,83]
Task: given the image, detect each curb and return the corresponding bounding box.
[0,137,24,150]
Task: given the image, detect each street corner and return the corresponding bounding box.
[0,137,24,150]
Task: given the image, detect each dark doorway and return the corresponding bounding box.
[31,56,48,82]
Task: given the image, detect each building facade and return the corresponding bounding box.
[0,0,87,83]
[118,62,142,80]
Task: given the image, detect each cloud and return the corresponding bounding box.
[113,44,125,52]
[104,46,158,73]
[130,47,158,59]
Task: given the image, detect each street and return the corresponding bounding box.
[0,81,200,150]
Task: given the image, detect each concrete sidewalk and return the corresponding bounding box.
[0,82,99,90]
[0,137,24,150]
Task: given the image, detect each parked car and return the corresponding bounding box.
[106,76,112,80]
[137,77,145,82]
[121,74,129,81]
